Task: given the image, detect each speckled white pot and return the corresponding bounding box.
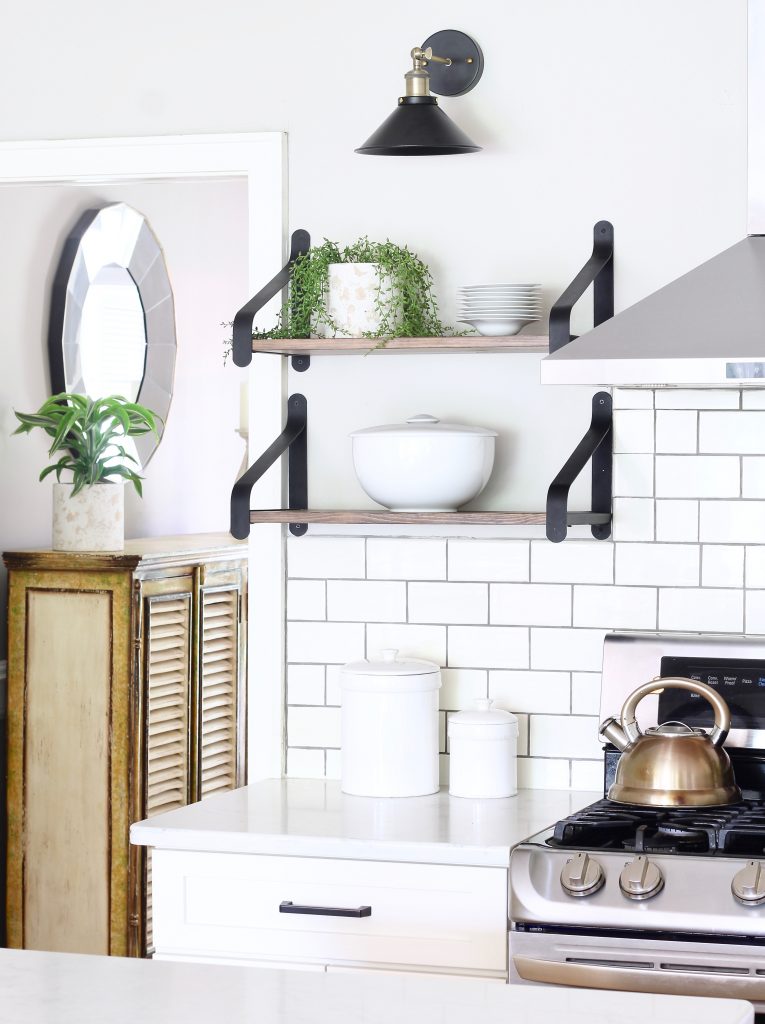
[52,482,125,552]
[314,263,397,338]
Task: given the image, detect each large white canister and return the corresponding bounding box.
[448,699,518,799]
[340,649,441,797]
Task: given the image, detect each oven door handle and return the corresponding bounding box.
[514,955,765,1000]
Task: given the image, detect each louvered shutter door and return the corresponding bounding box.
[144,593,192,949]
[199,588,240,798]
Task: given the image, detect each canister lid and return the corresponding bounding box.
[340,649,442,693]
[350,414,497,439]
[449,698,518,732]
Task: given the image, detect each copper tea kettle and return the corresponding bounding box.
[599,677,742,807]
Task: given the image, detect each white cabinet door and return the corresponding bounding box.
[152,849,508,974]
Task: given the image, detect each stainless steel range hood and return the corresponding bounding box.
[542,0,762,388]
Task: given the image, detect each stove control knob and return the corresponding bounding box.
[619,855,664,901]
[560,852,605,897]
[732,861,765,906]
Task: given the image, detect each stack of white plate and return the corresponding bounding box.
[457,284,542,337]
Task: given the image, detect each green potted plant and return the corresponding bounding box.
[13,392,160,552]
[255,237,454,342]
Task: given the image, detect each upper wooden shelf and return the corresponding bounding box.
[250,336,549,356]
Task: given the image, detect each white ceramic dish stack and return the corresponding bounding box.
[457,283,542,337]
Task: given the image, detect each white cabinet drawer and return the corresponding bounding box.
[152,850,507,973]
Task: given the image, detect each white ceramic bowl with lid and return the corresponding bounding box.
[350,413,497,512]
[340,649,441,797]
[448,698,518,799]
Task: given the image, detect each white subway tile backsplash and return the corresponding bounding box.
[287,665,325,706]
[367,623,447,665]
[283,388,765,791]
[327,580,406,622]
[530,628,606,672]
[517,758,570,790]
[615,543,699,587]
[287,580,326,620]
[659,588,744,632]
[746,547,765,588]
[448,539,529,582]
[531,541,613,584]
[700,412,765,454]
[288,537,365,579]
[530,715,601,759]
[288,622,365,664]
[448,626,529,669]
[612,388,654,409]
[516,713,530,756]
[746,590,765,633]
[573,585,656,629]
[613,454,654,497]
[571,760,604,791]
[700,502,765,544]
[439,668,488,709]
[655,456,740,498]
[489,670,570,714]
[409,582,487,624]
[612,498,654,542]
[325,749,341,780]
[286,748,326,779]
[490,584,571,626]
[288,706,341,747]
[656,500,699,542]
[655,410,697,454]
[702,545,744,588]
[742,458,765,498]
[325,666,342,707]
[613,410,654,453]
[572,673,602,715]
[367,538,446,580]
[655,390,740,409]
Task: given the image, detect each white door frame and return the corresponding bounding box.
[0,132,288,781]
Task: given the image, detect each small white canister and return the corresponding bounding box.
[340,649,441,798]
[448,699,518,799]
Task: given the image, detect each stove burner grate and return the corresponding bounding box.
[547,798,765,855]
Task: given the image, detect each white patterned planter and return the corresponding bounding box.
[52,482,125,552]
[314,263,397,338]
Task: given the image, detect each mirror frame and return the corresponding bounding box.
[48,202,177,467]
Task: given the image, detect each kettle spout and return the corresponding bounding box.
[599,715,630,751]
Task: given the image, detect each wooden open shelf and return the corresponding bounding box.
[248,510,610,527]
[250,336,549,356]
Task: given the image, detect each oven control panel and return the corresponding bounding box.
[659,655,765,732]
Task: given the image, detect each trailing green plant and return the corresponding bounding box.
[13,393,160,497]
[253,237,455,342]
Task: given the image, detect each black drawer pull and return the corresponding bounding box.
[279,900,372,918]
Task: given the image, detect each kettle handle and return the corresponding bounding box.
[621,676,731,748]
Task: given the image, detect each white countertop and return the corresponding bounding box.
[0,949,753,1024]
[130,779,599,866]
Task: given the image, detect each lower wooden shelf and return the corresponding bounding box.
[248,510,610,526]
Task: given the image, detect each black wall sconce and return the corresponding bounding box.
[356,29,483,156]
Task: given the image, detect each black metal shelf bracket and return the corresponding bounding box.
[230,394,308,540]
[546,392,612,543]
[548,221,614,354]
[545,220,615,543]
[232,228,311,369]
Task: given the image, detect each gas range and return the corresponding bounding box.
[509,631,765,1009]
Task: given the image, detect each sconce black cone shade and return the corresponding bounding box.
[355,97,481,156]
